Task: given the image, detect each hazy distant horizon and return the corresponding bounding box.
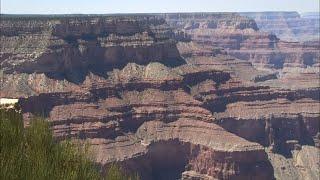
[1,0,319,14]
[1,11,319,15]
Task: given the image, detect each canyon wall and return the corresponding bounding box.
[163,12,320,71]
[1,14,319,180]
[0,15,183,89]
[240,12,320,42]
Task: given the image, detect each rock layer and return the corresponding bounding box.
[164,12,320,70]
[1,14,319,180]
[0,15,184,83]
[240,12,320,42]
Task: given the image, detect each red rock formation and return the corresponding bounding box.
[164,13,320,70]
[1,14,319,180]
[170,13,320,179]
[0,15,184,84]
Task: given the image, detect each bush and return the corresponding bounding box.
[0,108,139,180]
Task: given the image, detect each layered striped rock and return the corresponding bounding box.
[165,12,320,70]
[240,12,320,42]
[17,61,275,179]
[1,14,319,180]
[175,21,320,179]
[0,15,184,85]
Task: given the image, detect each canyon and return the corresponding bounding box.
[0,12,319,180]
[240,12,320,42]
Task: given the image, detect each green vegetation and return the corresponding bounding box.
[105,164,140,180]
[0,108,139,180]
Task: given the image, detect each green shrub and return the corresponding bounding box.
[0,109,139,180]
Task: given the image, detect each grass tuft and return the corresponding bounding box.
[0,108,139,180]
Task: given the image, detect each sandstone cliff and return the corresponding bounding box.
[163,12,320,71]
[240,12,320,42]
[0,15,183,85]
[1,14,319,180]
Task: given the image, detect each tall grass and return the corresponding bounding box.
[105,164,140,180]
[0,108,139,180]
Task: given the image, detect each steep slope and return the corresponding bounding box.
[163,12,320,71]
[1,15,275,180]
[171,12,320,179]
[0,15,184,95]
[1,14,319,180]
[240,12,320,42]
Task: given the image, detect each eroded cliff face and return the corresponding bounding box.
[17,61,275,179]
[164,12,320,71]
[169,13,320,180]
[240,12,320,42]
[1,14,319,180]
[0,15,183,86]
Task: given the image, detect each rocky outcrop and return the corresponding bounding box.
[164,12,320,70]
[17,60,275,179]
[267,146,320,180]
[1,14,319,180]
[174,20,319,177]
[240,12,320,42]
[75,119,274,180]
[215,99,320,150]
[133,120,273,180]
[162,13,258,31]
[0,15,184,83]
